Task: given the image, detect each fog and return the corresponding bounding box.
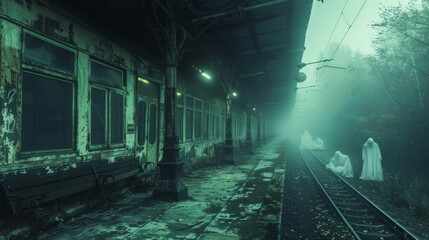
[278,0,429,179]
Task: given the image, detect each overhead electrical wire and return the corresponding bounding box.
[317,0,368,82]
[319,0,349,63]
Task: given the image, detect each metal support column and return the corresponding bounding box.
[245,107,253,154]
[224,92,235,164]
[153,16,188,201]
[256,113,261,146]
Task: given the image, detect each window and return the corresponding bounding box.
[137,101,146,145]
[111,92,124,144]
[149,104,157,144]
[90,88,106,146]
[215,115,219,138]
[220,115,225,139]
[185,96,194,141]
[90,60,125,149]
[22,72,73,152]
[176,93,184,142]
[91,61,123,87]
[209,104,214,139]
[176,107,183,142]
[195,100,202,139]
[21,33,75,153]
[203,102,209,140]
[23,34,74,73]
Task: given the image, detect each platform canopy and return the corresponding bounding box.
[59,0,313,113]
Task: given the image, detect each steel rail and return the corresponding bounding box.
[298,149,361,240]
[300,149,418,240]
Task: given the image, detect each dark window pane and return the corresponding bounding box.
[221,116,225,138]
[138,101,146,146]
[176,107,183,142]
[111,92,124,144]
[210,114,214,138]
[22,72,73,151]
[149,104,157,144]
[177,93,184,106]
[203,112,209,140]
[215,116,219,138]
[186,109,193,140]
[195,111,202,139]
[24,34,74,73]
[137,80,159,99]
[186,96,194,108]
[91,61,123,86]
[91,88,106,145]
[195,100,202,110]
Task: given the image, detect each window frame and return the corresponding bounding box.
[185,95,195,142]
[194,99,202,140]
[89,86,108,150]
[89,59,125,89]
[20,71,76,154]
[176,91,184,143]
[88,58,126,150]
[109,89,126,148]
[20,31,77,156]
[22,31,76,76]
[137,98,147,147]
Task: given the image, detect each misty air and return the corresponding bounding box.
[0,0,427,239]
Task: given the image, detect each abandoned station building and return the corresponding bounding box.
[0,0,313,238]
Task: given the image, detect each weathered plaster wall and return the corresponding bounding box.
[0,20,22,166]
[0,0,141,172]
[0,0,233,174]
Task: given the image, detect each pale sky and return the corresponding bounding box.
[287,0,411,133]
[300,0,412,86]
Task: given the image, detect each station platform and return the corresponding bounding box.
[39,141,285,240]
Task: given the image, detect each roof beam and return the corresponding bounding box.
[192,0,290,23]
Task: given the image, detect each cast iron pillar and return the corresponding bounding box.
[256,113,262,146]
[245,107,253,154]
[223,92,235,164]
[153,17,188,201]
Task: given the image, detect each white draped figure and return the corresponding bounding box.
[326,151,354,177]
[360,138,383,181]
[300,130,314,150]
[313,137,325,150]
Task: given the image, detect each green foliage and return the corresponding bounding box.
[378,174,429,219]
[378,174,409,208]
[405,176,429,219]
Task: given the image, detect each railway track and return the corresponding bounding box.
[299,149,418,240]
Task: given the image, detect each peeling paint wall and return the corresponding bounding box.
[0,20,22,166]
[0,0,149,173]
[0,0,243,176]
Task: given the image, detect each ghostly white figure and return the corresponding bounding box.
[326,151,354,177]
[313,137,325,150]
[360,138,383,181]
[300,130,314,150]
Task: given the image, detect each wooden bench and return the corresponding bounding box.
[0,157,149,219]
[0,162,97,218]
[136,161,158,190]
[214,142,225,160]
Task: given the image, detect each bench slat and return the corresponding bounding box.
[1,158,142,217]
